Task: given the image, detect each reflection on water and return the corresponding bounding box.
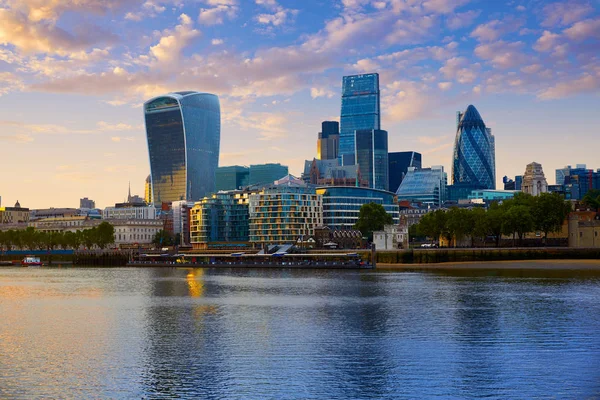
[1,265,600,399]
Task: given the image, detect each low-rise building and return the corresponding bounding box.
[103,204,157,220]
[373,224,407,250]
[316,186,399,230]
[0,201,29,224]
[112,219,164,248]
[568,212,600,248]
[29,208,79,221]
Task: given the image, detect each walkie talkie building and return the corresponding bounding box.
[144,91,220,204]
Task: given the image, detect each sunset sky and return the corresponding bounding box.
[0,0,599,208]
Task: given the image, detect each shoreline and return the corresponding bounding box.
[376,259,600,270]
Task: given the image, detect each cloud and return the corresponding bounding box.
[150,14,200,65]
[382,80,436,122]
[198,4,238,25]
[256,9,298,27]
[97,121,142,131]
[439,57,478,83]
[533,30,561,52]
[0,133,34,143]
[110,136,136,142]
[125,1,167,21]
[211,38,224,45]
[564,18,600,41]
[310,87,335,99]
[474,41,527,69]
[438,81,453,90]
[541,1,594,27]
[470,17,524,42]
[235,112,288,141]
[538,73,600,99]
[446,10,480,30]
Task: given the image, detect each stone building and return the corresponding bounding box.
[568,212,600,248]
[522,162,548,196]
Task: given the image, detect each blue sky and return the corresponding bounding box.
[0,0,599,208]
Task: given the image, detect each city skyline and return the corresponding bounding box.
[1,0,599,208]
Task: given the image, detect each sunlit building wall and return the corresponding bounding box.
[144,91,220,204]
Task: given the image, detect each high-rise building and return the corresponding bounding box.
[80,197,95,209]
[452,105,495,189]
[302,158,368,187]
[317,121,340,160]
[144,175,152,204]
[396,166,447,206]
[339,73,380,166]
[216,166,250,191]
[248,163,289,186]
[355,129,389,191]
[388,151,422,193]
[144,91,220,204]
[522,162,548,196]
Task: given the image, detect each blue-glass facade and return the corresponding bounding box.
[452,105,495,189]
[316,186,399,230]
[355,129,389,191]
[339,73,380,166]
[388,151,422,193]
[248,163,289,186]
[145,91,220,204]
[396,166,447,206]
[216,166,249,191]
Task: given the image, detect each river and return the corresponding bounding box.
[1,264,599,399]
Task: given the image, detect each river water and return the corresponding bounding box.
[1,264,600,399]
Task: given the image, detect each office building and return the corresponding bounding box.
[521,162,548,196]
[355,129,389,191]
[248,163,288,186]
[396,166,447,206]
[144,91,220,204]
[190,190,255,250]
[216,165,250,191]
[317,121,340,160]
[556,164,600,200]
[102,204,157,220]
[0,201,29,224]
[339,73,380,166]
[111,219,164,248]
[388,151,422,193]
[249,184,322,246]
[80,198,95,209]
[452,105,496,189]
[171,200,195,246]
[467,189,518,204]
[302,158,368,187]
[446,183,481,202]
[316,186,399,230]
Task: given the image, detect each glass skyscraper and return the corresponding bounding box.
[144,91,220,204]
[355,129,389,191]
[248,163,289,186]
[452,105,495,190]
[388,151,422,193]
[339,73,380,166]
[396,166,447,206]
[216,166,249,191]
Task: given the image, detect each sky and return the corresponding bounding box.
[0,0,599,209]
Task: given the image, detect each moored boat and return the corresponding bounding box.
[21,256,43,267]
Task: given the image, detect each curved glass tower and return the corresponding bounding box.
[452,105,495,189]
[144,91,220,204]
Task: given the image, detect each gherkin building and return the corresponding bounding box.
[452,105,496,189]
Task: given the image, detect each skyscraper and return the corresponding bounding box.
[317,121,339,160]
[388,151,422,193]
[339,73,380,166]
[248,163,289,186]
[216,165,250,191]
[355,129,389,191]
[452,105,495,189]
[144,91,220,204]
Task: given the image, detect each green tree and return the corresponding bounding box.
[82,228,97,249]
[0,231,6,253]
[5,230,21,251]
[486,203,505,247]
[96,222,115,249]
[471,208,489,246]
[153,230,174,247]
[446,208,474,247]
[416,209,447,245]
[582,189,600,211]
[532,192,571,244]
[21,227,38,251]
[354,203,393,241]
[502,205,534,246]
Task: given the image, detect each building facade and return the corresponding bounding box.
[317,121,340,160]
[316,186,399,230]
[144,91,220,204]
[80,198,95,209]
[112,219,164,248]
[302,158,368,187]
[522,162,548,196]
[396,166,447,206]
[216,165,250,191]
[374,225,408,250]
[0,201,29,224]
[339,73,380,166]
[144,175,152,204]
[190,191,254,250]
[388,151,422,193]
[249,186,322,245]
[452,105,496,190]
[355,129,389,191]
[568,212,600,248]
[248,163,289,186]
[102,205,157,220]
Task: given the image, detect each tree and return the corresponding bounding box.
[582,189,600,211]
[532,192,571,244]
[486,203,505,247]
[153,230,174,247]
[354,203,394,241]
[502,205,534,246]
[82,228,96,249]
[446,208,474,247]
[21,227,38,251]
[471,208,489,246]
[416,209,447,245]
[96,222,115,249]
